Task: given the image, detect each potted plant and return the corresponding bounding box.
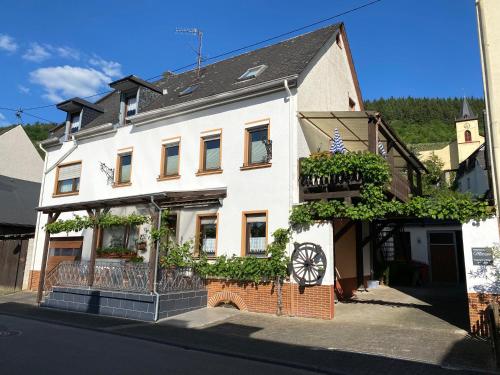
[135,234,148,251]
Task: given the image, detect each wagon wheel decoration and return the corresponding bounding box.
[290,242,327,286]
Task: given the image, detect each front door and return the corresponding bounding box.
[429,232,458,283]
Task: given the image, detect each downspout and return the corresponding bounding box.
[150,196,162,322]
[284,78,293,315]
[45,136,78,174]
[31,141,49,293]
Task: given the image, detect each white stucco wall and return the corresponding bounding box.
[297,31,361,112]
[0,125,43,182]
[462,216,500,294]
[292,222,334,285]
[32,91,296,274]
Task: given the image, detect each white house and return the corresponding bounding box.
[30,23,424,320]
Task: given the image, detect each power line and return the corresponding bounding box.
[9,0,381,114]
[0,106,56,123]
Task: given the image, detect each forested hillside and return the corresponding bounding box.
[364,97,485,144]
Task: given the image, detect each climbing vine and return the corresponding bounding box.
[158,228,291,284]
[291,152,493,226]
[45,212,150,234]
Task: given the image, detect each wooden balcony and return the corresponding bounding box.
[297,111,426,203]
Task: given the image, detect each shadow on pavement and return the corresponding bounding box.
[0,301,494,374]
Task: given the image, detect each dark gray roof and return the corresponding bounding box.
[0,126,14,136]
[458,97,476,121]
[0,175,40,227]
[109,75,163,94]
[56,97,104,113]
[51,23,341,137]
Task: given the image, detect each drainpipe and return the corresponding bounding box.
[283,79,292,100]
[31,141,49,294]
[45,136,78,174]
[150,196,162,322]
[284,78,293,313]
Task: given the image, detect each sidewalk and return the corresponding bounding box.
[0,291,494,374]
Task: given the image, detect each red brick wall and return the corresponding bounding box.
[28,271,40,291]
[468,292,500,336]
[207,279,334,319]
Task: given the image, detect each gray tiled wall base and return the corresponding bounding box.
[157,290,208,320]
[41,286,208,321]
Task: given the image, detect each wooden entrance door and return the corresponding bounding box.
[429,232,458,283]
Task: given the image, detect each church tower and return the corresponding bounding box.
[455,97,484,164]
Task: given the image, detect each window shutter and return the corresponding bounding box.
[246,214,265,223]
[58,163,81,181]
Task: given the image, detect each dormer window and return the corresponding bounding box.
[178,84,199,97]
[70,112,81,133]
[238,65,267,81]
[125,94,138,117]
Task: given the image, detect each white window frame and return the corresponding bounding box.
[238,65,267,81]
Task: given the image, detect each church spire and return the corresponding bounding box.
[458,97,476,120]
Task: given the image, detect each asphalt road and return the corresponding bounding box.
[0,314,317,375]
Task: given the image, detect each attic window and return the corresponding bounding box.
[238,65,267,81]
[178,84,199,97]
[125,94,138,117]
[70,113,81,133]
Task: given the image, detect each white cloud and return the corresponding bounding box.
[23,43,51,62]
[0,34,18,53]
[89,56,122,78]
[18,85,30,94]
[30,65,112,102]
[55,46,80,60]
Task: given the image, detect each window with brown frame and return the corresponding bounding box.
[54,162,81,196]
[196,214,218,257]
[242,212,268,256]
[161,142,180,178]
[116,152,132,185]
[199,135,221,172]
[245,125,269,166]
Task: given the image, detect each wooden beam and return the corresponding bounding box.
[334,220,355,243]
[302,190,361,202]
[355,221,364,289]
[36,212,59,304]
[87,209,100,287]
[368,116,378,153]
[416,171,423,195]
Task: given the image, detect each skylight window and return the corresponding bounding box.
[238,65,267,81]
[178,84,199,97]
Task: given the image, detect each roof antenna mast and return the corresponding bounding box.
[176,28,203,78]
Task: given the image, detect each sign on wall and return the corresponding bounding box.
[471,247,494,266]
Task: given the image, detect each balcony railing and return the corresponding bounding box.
[45,261,204,295]
[298,157,413,203]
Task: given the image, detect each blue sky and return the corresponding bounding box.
[0,0,482,126]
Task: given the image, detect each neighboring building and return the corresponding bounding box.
[415,98,485,176]
[456,144,490,198]
[0,125,43,183]
[31,23,425,321]
[0,125,43,291]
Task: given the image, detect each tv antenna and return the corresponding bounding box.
[176,28,203,78]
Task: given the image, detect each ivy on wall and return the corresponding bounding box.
[291,152,493,226]
[45,213,150,234]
